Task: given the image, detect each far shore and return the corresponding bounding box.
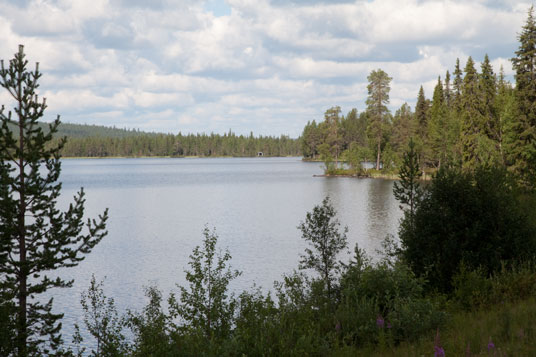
[61,155,300,159]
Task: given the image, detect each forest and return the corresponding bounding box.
[1,5,536,357]
[302,9,535,189]
[55,130,300,158]
[10,121,301,158]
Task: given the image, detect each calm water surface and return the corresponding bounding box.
[48,157,402,342]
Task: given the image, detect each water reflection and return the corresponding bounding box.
[366,178,400,253]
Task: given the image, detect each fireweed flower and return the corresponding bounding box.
[335,321,341,332]
[488,337,495,351]
[434,329,445,357]
[376,316,385,328]
[434,346,445,357]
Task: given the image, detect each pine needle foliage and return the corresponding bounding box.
[393,138,423,218]
[0,45,108,356]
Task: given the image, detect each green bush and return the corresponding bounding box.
[399,167,536,293]
[387,297,445,342]
[337,251,445,347]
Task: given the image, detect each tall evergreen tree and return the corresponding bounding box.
[495,66,518,165]
[444,70,452,109]
[415,86,428,137]
[390,103,415,157]
[428,77,449,168]
[301,120,320,159]
[341,108,366,150]
[365,69,392,170]
[323,106,342,165]
[511,6,536,187]
[452,58,464,111]
[414,85,430,170]
[480,54,497,124]
[460,56,490,169]
[0,45,108,356]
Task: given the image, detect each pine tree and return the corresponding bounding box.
[393,138,423,223]
[0,45,108,356]
[365,69,392,170]
[511,6,536,187]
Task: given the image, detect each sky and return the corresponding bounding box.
[0,0,532,137]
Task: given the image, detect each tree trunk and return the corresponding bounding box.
[376,138,381,170]
[17,70,27,356]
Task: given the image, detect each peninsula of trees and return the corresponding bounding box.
[302,6,536,189]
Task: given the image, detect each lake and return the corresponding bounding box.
[48,157,402,343]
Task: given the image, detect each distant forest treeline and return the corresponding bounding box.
[38,123,301,157]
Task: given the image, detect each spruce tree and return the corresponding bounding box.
[511,6,536,188]
[428,77,449,168]
[415,86,428,137]
[323,106,342,166]
[0,45,108,355]
[390,103,414,156]
[480,54,497,125]
[414,85,430,170]
[444,70,452,109]
[452,58,464,111]
[460,56,489,169]
[495,66,518,165]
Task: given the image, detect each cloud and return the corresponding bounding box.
[0,0,530,137]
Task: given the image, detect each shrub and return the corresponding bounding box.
[399,167,536,293]
[337,250,445,347]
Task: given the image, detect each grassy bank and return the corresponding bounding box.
[341,297,536,356]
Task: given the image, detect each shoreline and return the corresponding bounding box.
[313,173,399,180]
[61,155,300,159]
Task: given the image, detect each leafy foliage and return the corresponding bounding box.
[75,275,130,357]
[169,227,241,348]
[127,286,173,356]
[298,197,348,303]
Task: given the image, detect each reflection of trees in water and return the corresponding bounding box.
[366,179,400,247]
[317,177,401,258]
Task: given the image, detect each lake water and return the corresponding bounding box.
[48,157,402,344]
